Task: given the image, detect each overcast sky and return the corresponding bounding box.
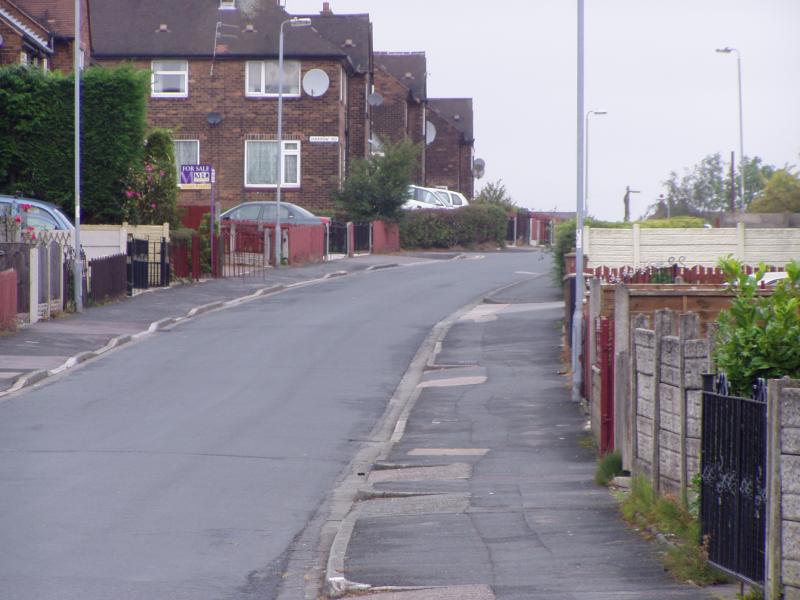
[288,0,800,221]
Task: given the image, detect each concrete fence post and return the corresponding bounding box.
[29,245,39,324]
[678,313,699,506]
[736,222,746,261]
[765,378,784,600]
[615,284,631,467]
[652,309,676,494]
[630,313,650,471]
[43,243,51,319]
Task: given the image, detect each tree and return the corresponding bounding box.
[333,138,419,222]
[649,154,780,218]
[122,129,179,226]
[473,179,516,211]
[747,168,800,213]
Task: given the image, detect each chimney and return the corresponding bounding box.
[321,2,332,15]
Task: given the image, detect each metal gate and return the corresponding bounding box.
[327,221,348,256]
[127,237,170,294]
[700,373,767,587]
[353,222,371,254]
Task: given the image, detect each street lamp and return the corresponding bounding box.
[716,46,745,210]
[584,109,607,215]
[572,0,585,403]
[73,0,83,311]
[275,17,311,267]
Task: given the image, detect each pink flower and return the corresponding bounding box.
[150,203,157,209]
[125,189,135,198]
[20,203,31,212]
[159,171,166,177]
[144,164,154,172]
[14,215,21,223]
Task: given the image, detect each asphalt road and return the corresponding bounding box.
[0,250,552,600]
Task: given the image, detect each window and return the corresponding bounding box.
[244,140,301,187]
[245,61,301,97]
[219,0,235,8]
[174,140,200,186]
[226,204,262,221]
[152,60,188,97]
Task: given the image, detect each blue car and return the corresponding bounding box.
[0,195,75,233]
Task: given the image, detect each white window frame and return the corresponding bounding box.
[151,60,188,98]
[244,140,301,188]
[174,140,200,188]
[245,60,301,98]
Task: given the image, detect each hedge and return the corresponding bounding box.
[0,64,148,223]
[399,204,507,249]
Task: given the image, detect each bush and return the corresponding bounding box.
[714,257,800,396]
[399,204,507,249]
[122,129,179,226]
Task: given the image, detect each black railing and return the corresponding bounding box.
[327,221,348,255]
[127,237,170,294]
[353,222,371,253]
[700,373,767,587]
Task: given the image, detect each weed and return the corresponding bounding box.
[595,451,623,486]
[578,433,595,451]
[619,476,729,586]
[737,587,764,600]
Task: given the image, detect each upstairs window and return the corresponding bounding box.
[246,61,301,97]
[152,60,188,97]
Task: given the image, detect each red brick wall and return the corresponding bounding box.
[424,110,474,198]
[459,141,474,199]
[371,220,399,254]
[0,21,24,65]
[346,73,370,170]
[0,269,17,331]
[96,57,352,214]
[372,69,407,145]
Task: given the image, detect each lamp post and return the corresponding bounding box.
[275,17,311,267]
[716,46,745,210]
[73,0,83,311]
[584,109,607,215]
[572,0,585,403]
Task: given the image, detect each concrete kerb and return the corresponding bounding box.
[322,276,536,598]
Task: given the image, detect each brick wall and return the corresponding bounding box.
[424,109,473,197]
[0,20,24,65]
[97,57,352,214]
[346,73,370,170]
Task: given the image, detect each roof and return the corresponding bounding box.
[374,51,426,101]
[89,0,350,62]
[12,0,72,38]
[428,98,473,142]
[294,13,371,75]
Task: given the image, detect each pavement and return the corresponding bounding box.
[0,252,461,399]
[321,275,736,600]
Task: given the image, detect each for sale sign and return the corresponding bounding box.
[180,164,213,190]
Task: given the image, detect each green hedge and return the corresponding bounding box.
[399,204,507,249]
[0,64,148,223]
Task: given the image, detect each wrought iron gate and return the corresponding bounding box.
[700,373,767,587]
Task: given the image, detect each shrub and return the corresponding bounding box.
[399,204,507,249]
[122,129,178,226]
[714,257,800,395]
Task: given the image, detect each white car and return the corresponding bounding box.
[402,185,450,210]
[442,190,469,208]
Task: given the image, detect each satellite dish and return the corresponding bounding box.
[473,158,486,179]
[302,69,330,97]
[425,121,437,145]
[367,92,383,107]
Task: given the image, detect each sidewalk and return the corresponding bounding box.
[325,278,723,600]
[0,253,454,398]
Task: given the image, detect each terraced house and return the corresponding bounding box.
[88,0,373,219]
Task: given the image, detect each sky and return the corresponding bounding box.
[286,0,800,221]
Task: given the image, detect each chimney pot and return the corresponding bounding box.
[321,1,332,15]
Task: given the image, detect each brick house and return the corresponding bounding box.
[372,51,427,183]
[89,0,373,217]
[425,98,474,198]
[0,0,90,71]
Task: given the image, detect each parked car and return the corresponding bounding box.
[0,195,74,234]
[402,185,450,210]
[220,201,325,225]
[444,190,470,208]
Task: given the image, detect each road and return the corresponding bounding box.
[0,250,552,600]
